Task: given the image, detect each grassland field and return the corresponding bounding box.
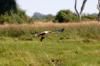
[1,21,100,66]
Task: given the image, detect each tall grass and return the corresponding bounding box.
[0,21,100,40]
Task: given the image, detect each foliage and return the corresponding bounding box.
[82,13,97,20]
[54,10,78,23]
[31,12,54,22]
[45,14,55,22]
[0,10,30,24]
[1,22,100,65]
[0,0,17,15]
[54,10,97,23]
[0,0,30,24]
[0,0,97,23]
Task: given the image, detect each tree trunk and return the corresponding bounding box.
[74,0,87,21]
[97,0,100,22]
[74,0,81,21]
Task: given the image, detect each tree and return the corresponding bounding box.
[97,0,100,22]
[31,12,54,22]
[54,10,77,22]
[74,0,87,21]
[0,0,29,24]
[0,0,17,15]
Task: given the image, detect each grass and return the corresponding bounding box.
[1,21,100,66]
[0,37,100,66]
[0,21,100,39]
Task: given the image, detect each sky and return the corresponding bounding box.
[16,0,98,16]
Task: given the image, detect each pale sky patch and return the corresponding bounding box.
[16,0,98,16]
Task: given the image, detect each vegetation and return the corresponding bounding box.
[0,10,30,24]
[0,9,97,24]
[0,0,97,24]
[0,0,100,66]
[0,38,100,66]
[82,13,97,21]
[0,0,29,24]
[54,10,97,23]
[0,22,100,66]
[54,10,78,22]
[0,0,98,23]
[0,22,99,40]
[31,12,54,22]
[0,0,17,15]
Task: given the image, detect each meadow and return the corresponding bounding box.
[0,21,100,66]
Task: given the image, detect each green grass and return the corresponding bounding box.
[0,22,100,66]
[0,22,100,40]
[0,37,100,66]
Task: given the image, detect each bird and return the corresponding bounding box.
[35,31,51,37]
[35,28,64,42]
[35,31,52,42]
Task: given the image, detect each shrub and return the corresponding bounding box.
[0,10,29,24]
[54,10,78,23]
[54,10,97,23]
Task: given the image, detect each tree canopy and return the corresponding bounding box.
[0,0,17,15]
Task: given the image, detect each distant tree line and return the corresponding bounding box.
[0,0,98,24]
[54,10,97,23]
[31,10,97,23]
[31,12,54,22]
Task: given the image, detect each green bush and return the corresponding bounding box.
[0,10,29,24]
[0,0,31,24]
[54,10,78,23]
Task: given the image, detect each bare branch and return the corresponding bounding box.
[74,0,80,16]
[74,0,87,21]
[80,0,87,14]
